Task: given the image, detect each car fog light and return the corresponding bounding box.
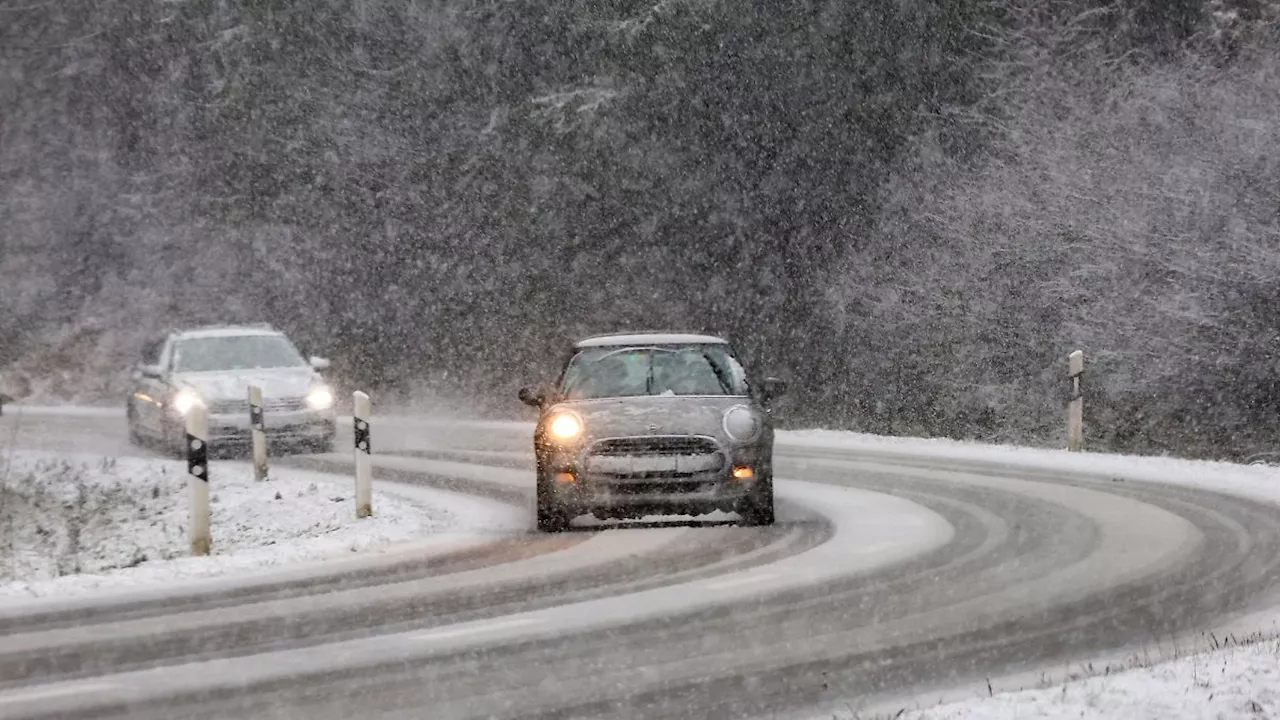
[732,466,755,481]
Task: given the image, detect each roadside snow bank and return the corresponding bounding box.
[780,429,1280,507]
[876,634,1280,720]
[0,452,454,599]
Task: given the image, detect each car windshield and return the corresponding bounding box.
[560,345,750,400]
[173,335,307,373]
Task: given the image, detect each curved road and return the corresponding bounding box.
[2,409,1279,719]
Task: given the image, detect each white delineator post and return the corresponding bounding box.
[249,385,269,482]
[1067,350,1085,452]
[353,391,373,519]
[186,405,212,556]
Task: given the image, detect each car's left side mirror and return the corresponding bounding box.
[310,356,331,371]
[760,377,787,401]
[137,363,164,380]
[518,385,546,408]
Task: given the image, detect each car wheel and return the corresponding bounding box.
[738,476,776,527]
[162,416,186,459]
[535,473,572,533]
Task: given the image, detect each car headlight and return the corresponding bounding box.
[722,405,762,443]
[546,411,584,443]
[171,389,204,416]
[306,386,334,410]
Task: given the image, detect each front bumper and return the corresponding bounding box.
[542,436,769,513]
[206,409,335,445]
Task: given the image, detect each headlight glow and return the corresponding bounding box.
[306,386,334,410]
[722,405,762,443]
[547,412,584,442]
[171,390,203,416]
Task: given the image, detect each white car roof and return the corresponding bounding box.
[175,326,283,340]
[575,333,729,348]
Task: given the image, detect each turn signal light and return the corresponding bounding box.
[554,471,576,485]
[732,466,754,481]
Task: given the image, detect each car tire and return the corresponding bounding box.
[738,476,776,527]
[162,416,186,459]
[535,473,572,533]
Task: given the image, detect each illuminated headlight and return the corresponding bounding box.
[722,405,762,443]
[171,390,203,416]
[306,386,334,410]
[546,411,584,442]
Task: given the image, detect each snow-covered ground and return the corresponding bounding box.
[10,408,1280,718]
[781,429,1280,508]
[781,430,1280,720]
[845,633,1280,720]
[0,451,458,600]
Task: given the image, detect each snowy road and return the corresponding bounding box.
[2,410,1280,719]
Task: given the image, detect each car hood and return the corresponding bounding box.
[550,396,750,440]
[174,368,320,401]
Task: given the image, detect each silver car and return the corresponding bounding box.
[519,333,787,531]
[126,325,337,455]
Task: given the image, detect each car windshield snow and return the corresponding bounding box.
[560,345,750,400]
[173,335,307,373]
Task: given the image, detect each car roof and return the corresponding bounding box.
[173,324,283,340]
[574,332,729,349]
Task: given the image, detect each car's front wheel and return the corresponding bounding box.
[738,476,776,527]
[161,415,186,459]
[535,472,572,533]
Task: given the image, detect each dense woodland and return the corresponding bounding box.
[2,0,1278,458]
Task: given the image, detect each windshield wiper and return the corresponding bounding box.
[701,352,733,394]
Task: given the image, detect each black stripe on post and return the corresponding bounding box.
[250,403,264,432]
[187,434,209,481]
[354,418,371,454]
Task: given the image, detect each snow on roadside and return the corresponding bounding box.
[780,429,1280,507]
[782,430,1280,720]
[0,451,455,599]
[862,634,1280,720]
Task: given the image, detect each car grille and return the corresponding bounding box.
[591,436,720,457]
[607,480,706,495]
[585,435,725,487]
[209,397,308,415]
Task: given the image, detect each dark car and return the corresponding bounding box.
[518,333,787,532]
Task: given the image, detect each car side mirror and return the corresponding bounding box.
[310,356,332,371]
[518,385,546,408]
[138,363,164,380]
[761,377,787,401]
